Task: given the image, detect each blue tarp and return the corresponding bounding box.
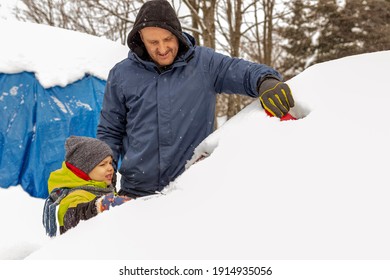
[0,72,106,198]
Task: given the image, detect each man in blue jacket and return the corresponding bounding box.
[97,0,294,198]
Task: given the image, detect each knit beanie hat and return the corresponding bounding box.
[65,136,113,174]
[127,0,189,59]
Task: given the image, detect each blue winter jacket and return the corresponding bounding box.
[97,33,282,196]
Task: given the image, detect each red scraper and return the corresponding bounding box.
[265,110,296,121]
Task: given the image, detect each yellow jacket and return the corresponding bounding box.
[46,162,114,233]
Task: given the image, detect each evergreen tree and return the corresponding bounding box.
[314,0,390,64]
[278,0,316,78]
[314,0,358,63]
[346,0,390,54]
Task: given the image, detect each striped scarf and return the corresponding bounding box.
[42,185,115,237]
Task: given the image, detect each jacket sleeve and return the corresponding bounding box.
[97,68,126,168]
[201,47,283,97]
[60,200,98,234]
[57,190,99,234]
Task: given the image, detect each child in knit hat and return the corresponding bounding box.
[43,136,130,237]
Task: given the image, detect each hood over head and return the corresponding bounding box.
[127,0,189,60]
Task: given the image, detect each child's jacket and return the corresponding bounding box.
[43,162,115,236]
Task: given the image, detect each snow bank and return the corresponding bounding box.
[24,50,390,260]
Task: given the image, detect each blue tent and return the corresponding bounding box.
[0,71,106,198]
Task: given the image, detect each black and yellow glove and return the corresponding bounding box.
[258,79,294,118]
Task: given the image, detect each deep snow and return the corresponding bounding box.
[1,19,390,268]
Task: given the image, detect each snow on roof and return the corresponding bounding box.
[0,19,129,88]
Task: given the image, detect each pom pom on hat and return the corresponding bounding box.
[65,136,113,174]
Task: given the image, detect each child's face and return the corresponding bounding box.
[88,156,114,185]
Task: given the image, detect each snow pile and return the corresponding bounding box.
[26,50,390,260]
[0,187,48,259]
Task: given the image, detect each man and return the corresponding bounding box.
[97,0,294,198]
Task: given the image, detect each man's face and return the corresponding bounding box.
[139,27,179,67]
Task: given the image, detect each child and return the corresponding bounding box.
[43,136,130,237]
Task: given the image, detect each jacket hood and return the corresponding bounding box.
[127,0,190,60]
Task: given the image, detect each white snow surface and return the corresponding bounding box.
[0,19,128,88]
[1,20,390,260]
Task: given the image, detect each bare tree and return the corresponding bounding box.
[15,0,142,44]
[184,0,283,124]
[216,1,290,121]
[215,0,258,120]
[242,1,289,65]
[183,0,221,129]
[261,0,275,65]
[183,0,216,48]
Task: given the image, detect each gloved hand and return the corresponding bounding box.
[258,79,294,118]
[96,193,131,213]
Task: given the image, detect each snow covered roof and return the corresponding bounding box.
[0,19,128,88]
